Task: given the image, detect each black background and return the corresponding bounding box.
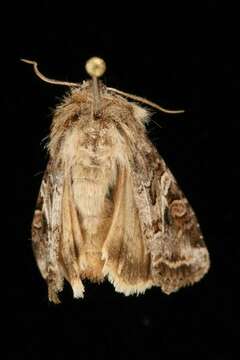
[5,1,239,359]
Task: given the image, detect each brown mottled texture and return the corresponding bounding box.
[31,82,210,303]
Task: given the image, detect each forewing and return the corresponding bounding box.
[31,161,65,303]
[131,136,210,294]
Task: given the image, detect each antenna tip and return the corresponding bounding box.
[85,57,106,78]
[20,58,36,65]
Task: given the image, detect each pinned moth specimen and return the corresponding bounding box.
[22,57,210,303]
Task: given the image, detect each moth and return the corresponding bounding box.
[23,57,210,303]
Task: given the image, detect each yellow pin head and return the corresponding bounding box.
[85,57,106,78]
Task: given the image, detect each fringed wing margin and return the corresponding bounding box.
[101,161,153,295]
[131,137,210,294]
